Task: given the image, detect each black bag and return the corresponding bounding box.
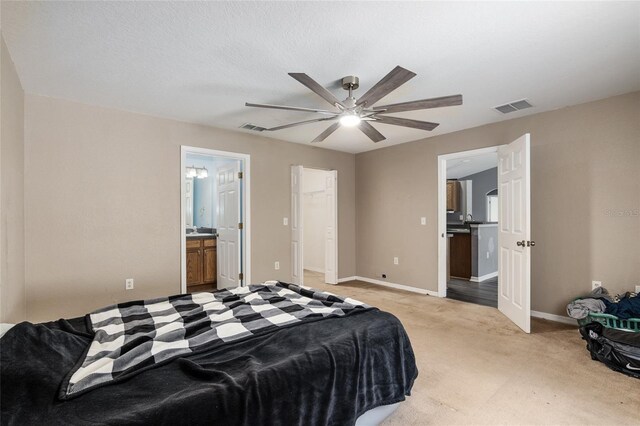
[580,322,640,379]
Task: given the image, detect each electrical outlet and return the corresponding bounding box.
[274,261,280,270]
[635,285,640,293]
[125,278,134,290]
[283,217,288,226]
[459,214,464,221]
[420,217,426,225]
[592,281,602,290]
[393,257,399,265]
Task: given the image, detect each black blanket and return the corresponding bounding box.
[1,310,417,425]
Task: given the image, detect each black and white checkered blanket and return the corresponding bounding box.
[60,281,370,399]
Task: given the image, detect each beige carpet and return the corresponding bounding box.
[304,271,639,425]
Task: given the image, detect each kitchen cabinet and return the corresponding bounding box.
[447,180,460,212]
[186,237,217,292]
[449,232,471,279]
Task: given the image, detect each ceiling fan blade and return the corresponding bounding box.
[373,94,463,113]
[311,122,341,143]
[288,73,344,108]
[374,115,439,131]
[356,66,416,108]
[358,121,386,143]
[266,117,336,132]
[245,102,339,115]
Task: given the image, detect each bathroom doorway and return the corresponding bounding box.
[180,146,250,293]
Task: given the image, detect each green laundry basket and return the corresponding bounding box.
[577,312,640,332]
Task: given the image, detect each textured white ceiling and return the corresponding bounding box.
[447,152,497,179]
[2,1,639,154]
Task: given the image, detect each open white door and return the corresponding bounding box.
[217,162,241,289]
[498,134,532,333]
[291,166,304,285]
[324,170,338,284]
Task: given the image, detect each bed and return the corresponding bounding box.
[1,282,417,425]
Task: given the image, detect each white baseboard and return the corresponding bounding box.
[304,267,325,274]
[346,276,438,296]
[469,271,498,282]
[531,310,576,325]
[337,276,357,283]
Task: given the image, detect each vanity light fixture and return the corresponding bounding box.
[197,167,208,179]
[186,166,208,179]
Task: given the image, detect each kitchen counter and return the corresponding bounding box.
[447,222,498,281]
[447,228,470,234]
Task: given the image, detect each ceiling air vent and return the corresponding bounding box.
[494,99,533,114]
[240,123,266,132]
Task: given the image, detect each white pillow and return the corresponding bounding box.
[0,323,15,338]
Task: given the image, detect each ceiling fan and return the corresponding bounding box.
[244,65,462,144]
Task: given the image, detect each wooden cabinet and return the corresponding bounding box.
[186,238,217,292]
[447,180,460,212]
[203,239,217,284]
[449,233,471,279]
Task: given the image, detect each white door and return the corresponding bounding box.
[216,162,242,289]
[498,134,532,333]
[291,166,304,285]
[324,171,338,284]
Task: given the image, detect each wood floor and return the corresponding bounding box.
[447,277,498,308]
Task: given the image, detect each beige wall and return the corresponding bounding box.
[24,95,356,322]
[356,92,640,316]
[19,88,640,321]
[0,36,26,323]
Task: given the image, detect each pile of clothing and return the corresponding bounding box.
[567,287,640,320]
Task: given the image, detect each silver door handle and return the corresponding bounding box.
[527,240,536,247]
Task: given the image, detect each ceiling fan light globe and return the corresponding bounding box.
[339,114,361,127]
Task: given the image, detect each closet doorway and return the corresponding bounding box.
[291,166,338,286]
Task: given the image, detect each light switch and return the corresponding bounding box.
[283,217,288,226]
[420,217,426,225]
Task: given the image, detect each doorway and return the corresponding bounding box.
[291,166,338,286]
[437,135,532,333]
[443,148,499,308]
[180,146,250,293]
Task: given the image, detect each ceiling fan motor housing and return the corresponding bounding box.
[341,76,359,90]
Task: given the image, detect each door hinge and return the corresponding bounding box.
[239,272,244,281]
[238,172,243,179]
[238,222,243,229]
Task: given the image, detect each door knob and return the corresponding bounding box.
[517,240,526,247]
[527,240,536,247]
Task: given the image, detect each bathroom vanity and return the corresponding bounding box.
[186,233,217,292]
